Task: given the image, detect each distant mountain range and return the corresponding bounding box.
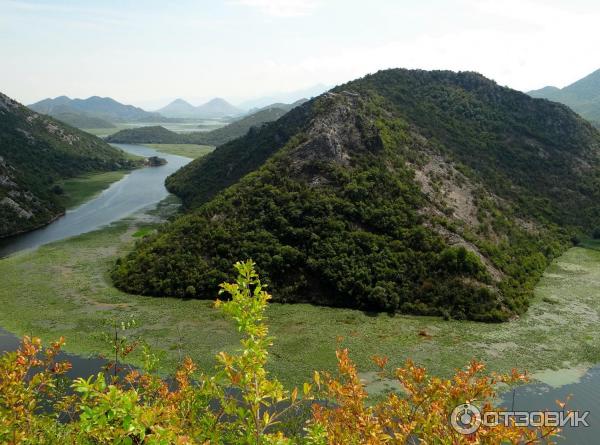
[529,69,600,126]
[0,93,134,238]
[29,96,168,128]
[157,98,242,119]
[28,88,329,128]
[107,99,307,146]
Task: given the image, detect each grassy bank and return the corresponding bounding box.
[0,209,599,388]
[54,170,130,209]
[145,144,214,159]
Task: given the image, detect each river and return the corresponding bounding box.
[0,144,190,258]
[0,144,596,443]
[500,369,600,444]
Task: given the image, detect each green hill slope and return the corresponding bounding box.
[529,69,600,125]
[106,126,187,144]
[0,93,135,238]
[112,69,600,322]
[50,111,115,129]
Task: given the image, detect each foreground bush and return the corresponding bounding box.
[1,261,561,444]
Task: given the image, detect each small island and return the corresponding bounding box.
[144,156,167,167]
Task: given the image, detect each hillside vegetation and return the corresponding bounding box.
[47,110,115,129]
[106,125,186,144]
[112,69,600,322]
[529,68,600,126]
[0,93,135,238]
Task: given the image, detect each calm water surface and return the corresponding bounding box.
[0,144,190,257]
[499,367,600,444]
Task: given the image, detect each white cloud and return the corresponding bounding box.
[230,0,319,17]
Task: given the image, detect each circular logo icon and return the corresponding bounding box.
[450,403,482,435]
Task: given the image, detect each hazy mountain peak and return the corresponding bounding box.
[171,98,193,105]
[158,97,241,119]
[205,97,230,105]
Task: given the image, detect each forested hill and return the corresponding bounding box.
[112,69,600,322]
[0,93,134,238]
[106,126,186,144]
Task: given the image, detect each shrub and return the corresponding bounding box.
[0,261,562,444]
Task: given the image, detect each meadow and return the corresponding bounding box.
[55,171,130,209]
[0,203,599,389]
[145,143,214,159]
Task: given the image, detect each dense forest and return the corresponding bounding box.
[112,69,600,321]
[0,93,135,238]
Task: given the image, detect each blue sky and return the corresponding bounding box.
[1,0,599,108]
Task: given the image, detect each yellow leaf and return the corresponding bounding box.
[303,382,312,395]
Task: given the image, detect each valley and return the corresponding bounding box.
[1,136,598,442]
[80,119,229,138]
[7,1,600,441]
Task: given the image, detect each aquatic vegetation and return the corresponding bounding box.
[0,262,561,444]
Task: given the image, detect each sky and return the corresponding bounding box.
[1,0,599,109]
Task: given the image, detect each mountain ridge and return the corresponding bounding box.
[29,95,168,126]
